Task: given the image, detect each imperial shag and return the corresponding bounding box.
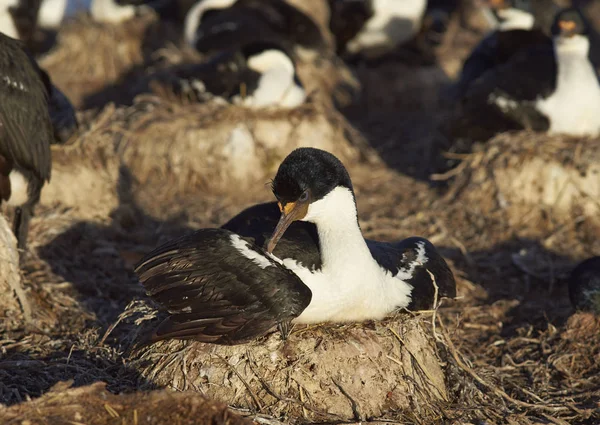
[0,33,53,249]
[135,148,456,345]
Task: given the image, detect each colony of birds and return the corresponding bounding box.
[0,0,599,424]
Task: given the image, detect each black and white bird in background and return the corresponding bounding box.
[449,0,560,101]
[136,41,306,108]
[569,256,600,315]
[0,32,53,249]
[135,147,456,345]
[451,6,600,142]
[183,0,327,58]
[0,0,186,38]
[327,0,428,60]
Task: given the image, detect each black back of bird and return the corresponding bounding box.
[0,33,52,248]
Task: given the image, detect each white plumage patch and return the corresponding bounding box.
[37,0,68,29]
[230,234,273,269]
[536,35,600,136]
[242,49,305,108]
[488,92,519,112]
[2,75,27,92]
[290,187,413,324]
[496,8,534,31]
[395,241,428,281]
[0,0,19,39]
[345,0,427,57]
[184,0,237,45]
[90,0,136,23]
[7,170,28,207]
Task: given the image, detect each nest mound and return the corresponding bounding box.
[0,214,26,327]
[439,131,600,225]
[39,13,175,107]
[42,95,370,218]
[38,9,358,111]
[0,381,253,425]
[125,303,447,423]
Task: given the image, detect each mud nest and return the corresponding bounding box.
[41,95,371,219]
[118,301,448,424]
[0,381,253,425]
[0,214,27,326]
[437,131,600,226]
[38,12,180,107]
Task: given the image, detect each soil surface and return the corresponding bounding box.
[1,1,599,424]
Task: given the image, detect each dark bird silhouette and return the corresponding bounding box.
[0,33,52,249]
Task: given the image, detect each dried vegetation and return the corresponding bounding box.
[0,2,599,425]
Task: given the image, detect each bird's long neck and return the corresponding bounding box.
[498,8,534,31]
[306,187,374,271]
[553,35,595,82]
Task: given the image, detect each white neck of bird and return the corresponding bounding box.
[0,0,19,39]
[498,8,534,31]
[184,0,236,45]
[554,34,590,57]
[91,0,135,22]
[246,51,301,107]
[37,0,68,29]
[303,186,373,270]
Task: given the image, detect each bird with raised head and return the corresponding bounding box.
[452,6,600,142]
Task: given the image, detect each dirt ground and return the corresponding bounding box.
[1,1,600,424]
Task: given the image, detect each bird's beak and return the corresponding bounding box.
[559,20,577,37]
[267,200,309,254]
[484,0,509,9]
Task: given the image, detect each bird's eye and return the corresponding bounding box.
[299,191,309,202]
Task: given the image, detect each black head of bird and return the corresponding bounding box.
[267,147,353,253]
[551,7,588,39]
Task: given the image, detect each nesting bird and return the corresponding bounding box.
[0,33,53,249]
[184,0,327,57]
[137,41,306,109]
[328,0,427,60]
[451,7,600,141]
[0,0,152,41]
[450,0,559,100]
[569,256,600,315]
[135,148,456,345]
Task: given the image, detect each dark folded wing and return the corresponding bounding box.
[0,34,52,182]
[367,237,456,310]
[452,42,556,141]
[193,8,283,54]
[454,29,550,100]
[221,201,322,271]
[135,228,312,344]
[245,0,326,49]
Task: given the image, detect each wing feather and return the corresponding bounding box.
[135,228,312,344]
[0,34,52,182]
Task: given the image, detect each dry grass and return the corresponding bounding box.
[0,215,24,324]
[124,306,448,423]
[436,131,600,228]
[1,4,599,425]
[0,381,253,425]
[40,94,371,221]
